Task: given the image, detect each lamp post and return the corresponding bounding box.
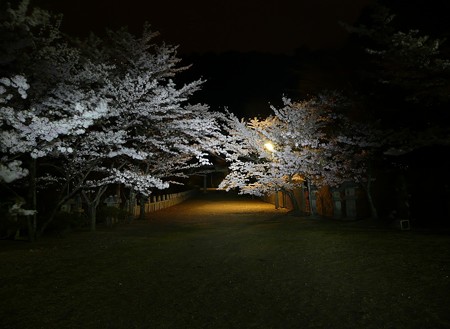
[264,142,279,209]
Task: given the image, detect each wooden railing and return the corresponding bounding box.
[132,189,197,216]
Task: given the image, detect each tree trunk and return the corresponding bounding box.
[87,203,97,232]
[27,159,37,242]
[82,186,107,231]
[38,180,83,237]
[26,215,35,242]
[285,189,301,213]
[306,180,315,216]
[364,167,378,220]
[139,195,146,220]
[274,190,279,209]
[365,182,378,219]
[396,173,410,219]
[38,207,59,238]
[128,190,135,221]
[38,190,78,237]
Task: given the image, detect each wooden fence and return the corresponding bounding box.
[132,189,198,216]
[262,185,368,219]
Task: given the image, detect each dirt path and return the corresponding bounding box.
[145,191,289,223]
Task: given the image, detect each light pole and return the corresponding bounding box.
[264,142,279,209]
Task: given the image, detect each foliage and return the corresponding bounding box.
[0,1,226,235]
[342,1,450,128]
[0,1,110,230]
[218,93,381,211]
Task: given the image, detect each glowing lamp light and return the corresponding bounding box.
[264,142,275,152]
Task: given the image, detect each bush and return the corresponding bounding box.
[97,206,132,227]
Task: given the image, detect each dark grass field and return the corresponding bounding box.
[1,192,450,329]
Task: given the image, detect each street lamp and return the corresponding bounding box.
[263,141,279,209]
[264,142,274,152]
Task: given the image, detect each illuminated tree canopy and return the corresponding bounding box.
[217,93,381,212]
[0,1,224,236]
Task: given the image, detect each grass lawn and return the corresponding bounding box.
[1,192,450,329]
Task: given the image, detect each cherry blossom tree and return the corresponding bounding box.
[218,93,381,215]
[0,69,111,234]
[0,0,117,239]
[59,24,225,227]
[1,1,226,235]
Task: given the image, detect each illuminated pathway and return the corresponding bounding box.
[145,190,290,224]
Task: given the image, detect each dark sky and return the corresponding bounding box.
[33,0,374,54]
[30,0,380,117]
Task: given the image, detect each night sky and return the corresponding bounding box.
[33,0,374,54]
[29,0,450,118]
